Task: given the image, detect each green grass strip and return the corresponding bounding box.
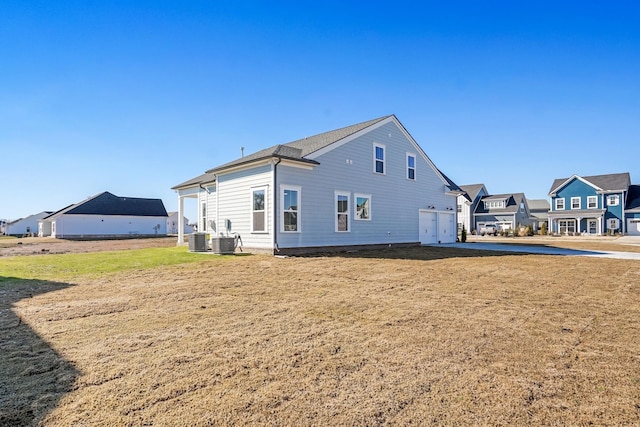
[0,246,220,282]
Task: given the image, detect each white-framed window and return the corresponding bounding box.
[373,143,385,174]
[281,185,300,232]
[201,201,207,231]
[457,204,462,213]
[608,218,619,230]
[558,219,576,234]
[335,191,350,232]
[587,196,597,209]
[406,153,416,180]
[555,198,565,210]
[519,201,525,213]
[607,195,620,206]
[251,186,267,233]
[484,200,505,209]
[571,197,581,210]
[355,193,371,221]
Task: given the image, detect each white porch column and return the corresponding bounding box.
[598,216,602,236]
[177,194,185,245]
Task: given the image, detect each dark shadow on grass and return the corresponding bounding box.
[0,277,80,426]
[292,244,531,261]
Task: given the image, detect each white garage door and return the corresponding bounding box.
[419,210,437,244]
[438,212,455,243]
[627,218,640,236]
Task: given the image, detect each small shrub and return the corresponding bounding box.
[539,223,548,235]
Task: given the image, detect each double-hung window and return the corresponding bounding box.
[335,191,350,232]
[571,197,581,210]
[406,153,416,180]
[201,201,207,231]
[587,196,597,209]
[607,195,620,206]
[251,187,267,233]
[555,198,565,210]
[281,186,300,232]
[373,143,385,174]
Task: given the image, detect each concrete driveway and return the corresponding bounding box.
[438,242,640,260]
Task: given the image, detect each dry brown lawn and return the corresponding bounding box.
[2,245,640,426]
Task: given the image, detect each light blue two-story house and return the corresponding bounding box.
[547,173,631,235]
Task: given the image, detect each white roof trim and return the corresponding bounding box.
[549,174,603,196]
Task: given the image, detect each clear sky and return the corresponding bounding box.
[2,1,639,221]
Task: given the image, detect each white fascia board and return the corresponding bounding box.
[278,159,316,170]
[549,175,603,196]
[305,116,396,160]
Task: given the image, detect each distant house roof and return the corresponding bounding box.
[6,211,52,226]
[526,199,550,212]
[438,170,464,195]
[549,173,631,195]
[459,184,487,203]
[475,193,526,215]
[626,185,640,213]
[43,192,167,220]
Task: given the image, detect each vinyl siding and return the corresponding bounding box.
[215,164,273,249]
[52,214,167,238]
[276,121,455,248]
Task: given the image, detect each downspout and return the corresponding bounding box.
[273,157,282,253]
[213,174,218,236]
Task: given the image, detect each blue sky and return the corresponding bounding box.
[2,1,639,221]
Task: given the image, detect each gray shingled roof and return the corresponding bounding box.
[204,116,391,174]
[45,192,167,219]
[526,198,550,212]
[475,193,525,214]
[171,172,217,190]
[549,173,631,194]
[459,184,486,202]
[626,185,640,212]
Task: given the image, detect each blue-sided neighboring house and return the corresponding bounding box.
[547,172,631,235]
[473,193,534,233]
[625,184,640,236]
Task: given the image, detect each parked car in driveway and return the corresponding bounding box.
[479,223,498,236]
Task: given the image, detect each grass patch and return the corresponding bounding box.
[0,246,226,282]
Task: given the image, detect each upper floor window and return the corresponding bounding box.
[406,153,416,180]
[571,197,581,210]
[607,195,620,206]
[555,198,565,210]
[484,200,505,209]
[457,204,462,213]
[587,196,597,209]
[519,202,525,213]
[373,143,385,174]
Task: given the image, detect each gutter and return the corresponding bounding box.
[273,157,282,253]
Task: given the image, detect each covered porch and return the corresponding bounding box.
[548,209,605,235]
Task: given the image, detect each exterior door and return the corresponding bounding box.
[419,211,437,244]
[438,212,455,243]
[588,220,597,235]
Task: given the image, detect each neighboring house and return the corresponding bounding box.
[39,192,168,239]
[166,211,194,235]
[4,211,52,236]
[474,193,534,232]
[0,219,8,235]
[527,199,550,231]
[624,184,640,236]
[457,184,489,233]
[172,115,463,254]
[547,173,631,235]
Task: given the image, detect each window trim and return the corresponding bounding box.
[335,191,350,232]
[373,143,385,175]
[571,196,581,210]
[406,152,416,181]
[587,196,597,209]
[555,198,565,211]
[280,185,301,233]
[607,195,620,206]
[201,200,207,232]
[354,193,371,221]
[250,186,268,233]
